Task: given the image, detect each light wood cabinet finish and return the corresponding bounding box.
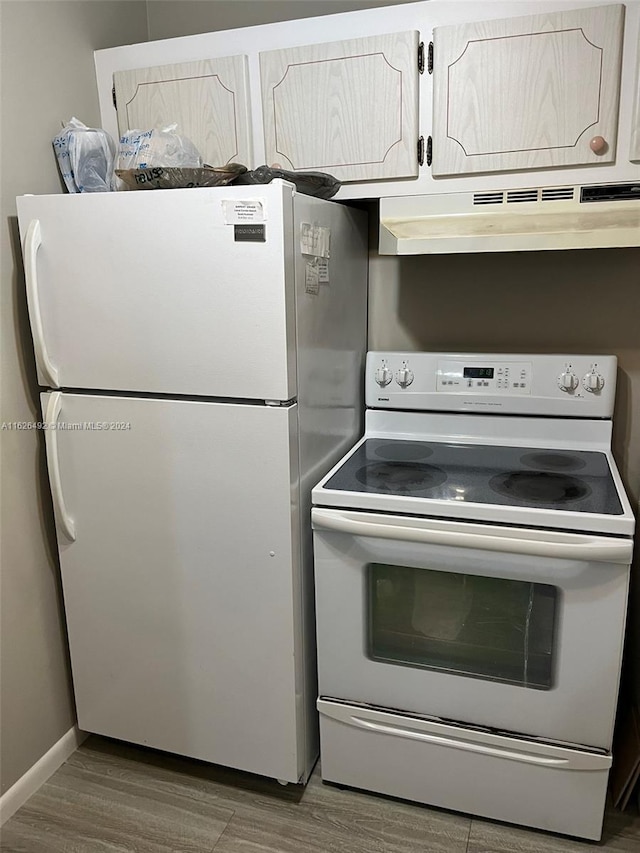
[96,2,640,198]
[260,32,420,182]
[432,4,625,177]
[113,57,252,166]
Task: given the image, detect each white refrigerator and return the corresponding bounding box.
[16,181,368,784]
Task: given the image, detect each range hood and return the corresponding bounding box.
[379,183,640,254]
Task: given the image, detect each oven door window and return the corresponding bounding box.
[368,564,558,689]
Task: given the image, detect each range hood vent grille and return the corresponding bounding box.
[473,187,578,205]
[474,187,578,205]
[473,191,504,205]
[541,187,575,201]
[506,189,539,203]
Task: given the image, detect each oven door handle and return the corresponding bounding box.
[312,508,632,563]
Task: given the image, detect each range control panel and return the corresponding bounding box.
[437,359,532,394]
[366,352,617,417]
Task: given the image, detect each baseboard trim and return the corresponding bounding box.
[0,726,87,825]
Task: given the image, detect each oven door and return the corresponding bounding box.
[312,508,632,750]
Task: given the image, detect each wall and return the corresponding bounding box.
[146,0,419,39]
[0,0,149,796]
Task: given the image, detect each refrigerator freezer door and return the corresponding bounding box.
[18,184,296,400]
[44,392,308,782]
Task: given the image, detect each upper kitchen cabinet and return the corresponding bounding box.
[259,32,420,182]
[96,1,640,198]
[431,4,624,177]
[113,57,252,167]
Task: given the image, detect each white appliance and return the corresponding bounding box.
[16,181,368,784]
[312,352,635,839]
[379,183,640,254]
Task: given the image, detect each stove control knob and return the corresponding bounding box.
[375,364,392,387]
[396,367,414,388]
[557,370,578,392]
[582,370,605,393]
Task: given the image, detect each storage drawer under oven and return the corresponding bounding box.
[318,698,611,841]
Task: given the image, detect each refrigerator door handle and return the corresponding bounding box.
[24,219,59,388]
[44,392,76,541]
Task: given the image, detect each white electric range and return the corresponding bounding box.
[311,352,635,841]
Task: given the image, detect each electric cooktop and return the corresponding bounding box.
[323,438,623,515]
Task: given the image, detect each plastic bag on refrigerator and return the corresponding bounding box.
[52,118,117,192]
[114,125,241,190]
[116,125,203,170]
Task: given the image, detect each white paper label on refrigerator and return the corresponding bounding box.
[318,258,330,284]
[305,260,320,295]
[300,223,330,258]
[223,199,266,224]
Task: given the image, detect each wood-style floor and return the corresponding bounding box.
[1,735,639,852]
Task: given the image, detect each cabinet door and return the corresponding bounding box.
[113,57,252,167]
[432,4,624,177]
[260,32,419,182]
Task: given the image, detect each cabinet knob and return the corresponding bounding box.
[589,136,607,155]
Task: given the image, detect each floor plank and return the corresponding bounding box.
[1,735,638,853]
[0,741,234,853]
[74,737,470,853]
[466,806,640,853]
[212,797,469,853]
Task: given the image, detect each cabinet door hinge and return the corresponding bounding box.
[426,136,433,167]
[418,42,425,74]
[428,41,434,74]
[418,136,425,166]
[112,85,117,110]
